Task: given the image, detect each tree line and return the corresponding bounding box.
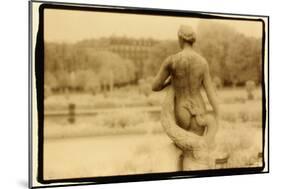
[45,20,263,94]
[143,21,263,87]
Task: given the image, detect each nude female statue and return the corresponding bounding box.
[152,25,220,148]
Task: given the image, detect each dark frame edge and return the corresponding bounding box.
[28,0,33,188]
[32,0,269,18]
[31,0,270,188]
[266,16,270,173]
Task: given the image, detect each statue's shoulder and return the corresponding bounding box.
[169,51,185,62]
[191,50,208,66]
[162,54,175,69]
[177,49,207,65]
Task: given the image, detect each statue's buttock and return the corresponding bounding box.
[170,50,208,136]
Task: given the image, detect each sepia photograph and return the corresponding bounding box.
[30,1,268,188]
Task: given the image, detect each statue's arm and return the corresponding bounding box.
[203,63,220,121]
[152,57,172,91]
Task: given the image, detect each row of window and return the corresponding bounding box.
[109,38,156,46]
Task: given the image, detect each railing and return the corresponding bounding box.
[45,105,161,117]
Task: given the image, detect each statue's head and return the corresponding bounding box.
[178,25,196,49]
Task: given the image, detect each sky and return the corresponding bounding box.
[44,9,263,43]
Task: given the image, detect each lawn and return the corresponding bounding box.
[43,86,264,179]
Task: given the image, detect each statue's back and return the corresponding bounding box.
[170,49,208,135]
[171,49,207,96]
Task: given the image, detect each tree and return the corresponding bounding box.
[226,34,262,84]
[245,80,256,100]
[143,40,179,77]
[195,20,236,83]
[85,51,136,88]
[56,70,70,92]
[45,71,58,90]
[195,20,262,85]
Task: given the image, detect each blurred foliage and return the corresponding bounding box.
[98,111,150,128]
[45,44,136,93]
[195,21,262,86]
[212,76,223,89]
[142,40,180,77]
[245,80,256,100]
[45,20,262,94]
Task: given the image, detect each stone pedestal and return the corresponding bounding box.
[174,144,210,171]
